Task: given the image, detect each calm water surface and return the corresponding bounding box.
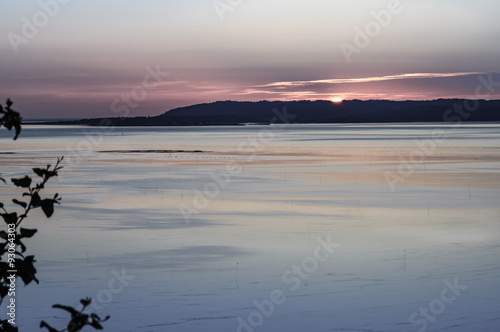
[1,123,500,331]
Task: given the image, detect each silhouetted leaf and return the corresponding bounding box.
[40,199,56,218]
[89,320,103,330]
[92,313,109,323]
[40,321,59,332]
[13,123,21,140]
[0,231,7,240]
[45,170,58,179]
[31,192,41,206]
[0,202,3,208]
[19,228,37,238]
[0,319,18,332]
[81,298,91,307]
[11,176,31,188]
[32,168,45,178]
[12,199,27,209]
[45,298,109,331]
[1,99,22,140]
[1,212,17,225]
[17,255,38,285]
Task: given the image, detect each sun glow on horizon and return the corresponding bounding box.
[331,97,343,103]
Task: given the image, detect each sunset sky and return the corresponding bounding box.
[1,0,500,118]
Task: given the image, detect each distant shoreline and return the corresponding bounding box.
[29,99,500,126]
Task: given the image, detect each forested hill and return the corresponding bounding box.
[50,99,500,126]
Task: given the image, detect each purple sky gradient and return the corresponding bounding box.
[1,0,500,118]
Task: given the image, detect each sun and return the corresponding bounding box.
[331,97,343,103]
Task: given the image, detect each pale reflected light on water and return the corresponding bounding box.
[1,123,500,331]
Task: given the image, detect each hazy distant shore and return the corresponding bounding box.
[31,99,500,127]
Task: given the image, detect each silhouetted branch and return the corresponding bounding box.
[0,99,22,140]
[41,298,109,332]
[0,100,108,331]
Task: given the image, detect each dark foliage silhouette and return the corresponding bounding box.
[0,99,21,140]
[40,298,110,332]
[0,100,108,331]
